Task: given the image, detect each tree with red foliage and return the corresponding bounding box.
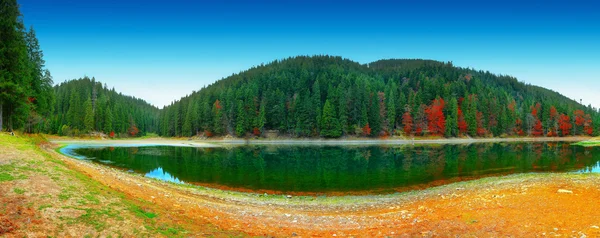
[547,106,558,137]
[128,125,139,137]
[457,107,468,135]
[558,114,572,136]
[531,103,541,118]
[514,118,524,136]
[362,123,372,136]
[574,110,585,126]
[532,119,543,136]
[425,98,446,136]
[128,118,139,137]
[402,111,413,135]
[109,131,115,138]
[584,114,593,135]
[252,127,261,136]
[204,130,214,137]
[476,112,486,136]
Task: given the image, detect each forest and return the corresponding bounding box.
[157,56,600,138]
[2,0,599,139]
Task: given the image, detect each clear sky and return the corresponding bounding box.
[18,0,600,108]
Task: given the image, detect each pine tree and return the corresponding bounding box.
[312,79,322,132]
[320,100,341,138]
[446,97,458,137]
[0,0,31,131]
[83,97,94,132]
[235,99,246,137]
[104,107,113,134]
[386,86,396,134]
[256,98,266,135]
[369,95,381,136]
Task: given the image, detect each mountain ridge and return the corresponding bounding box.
[47,55,599,138]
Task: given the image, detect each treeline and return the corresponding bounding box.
[159,56,600,138]
[0,0,54,133]
[0,2,158,137]
[44,77,159,137]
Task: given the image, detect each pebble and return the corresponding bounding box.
[591,225,599,229]
[557,189,573,194]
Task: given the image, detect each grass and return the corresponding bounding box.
[129,204,158,219]
[13,188,25,194]
[0,172,15,182]
[39,204,53,210]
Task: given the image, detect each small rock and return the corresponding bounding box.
[554,228,559,231]
[284,213,291,217]
[557,189,573,194]
[591,225,599,229]
[291,233,297,237]
[286,195,293,199]
[456,187,464,190]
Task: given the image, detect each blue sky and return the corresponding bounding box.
[19,0,600,108]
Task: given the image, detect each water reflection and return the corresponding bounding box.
[145,167,184,184]
[62,142,600,194]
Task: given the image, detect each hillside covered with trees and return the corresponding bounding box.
[45,77,159,137]
[3,1,598,139]
[158,56,600,138]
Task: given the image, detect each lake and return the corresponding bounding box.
[60,142,600,195]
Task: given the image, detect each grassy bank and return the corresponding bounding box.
[0,133,242,237]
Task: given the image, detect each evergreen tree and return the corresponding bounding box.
[320,100,342,138]
[446,97,458,137]
[104,107,113,134]
[386,85,396,133]
[235,99,246,137]
[83,97,94,132]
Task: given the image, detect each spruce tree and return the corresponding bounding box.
[84,97,94,132]
[104,107,113,134]
[320,100,341,138]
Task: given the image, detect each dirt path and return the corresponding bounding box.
[5,134,600,237]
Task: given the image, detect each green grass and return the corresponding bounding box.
[38,204,52,210]
[0,173,15,182]
[13,188,25,194]
[129,204,157,219]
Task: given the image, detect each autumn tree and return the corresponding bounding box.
[426,98,446,136]
[402,107,413,136]
[558,114,572,136]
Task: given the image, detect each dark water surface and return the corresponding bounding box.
[61,142,600,194]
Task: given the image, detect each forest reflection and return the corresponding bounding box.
[67,142,600,194]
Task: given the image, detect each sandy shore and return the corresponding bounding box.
[50,136,592,147]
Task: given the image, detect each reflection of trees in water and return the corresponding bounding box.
[73,143,600,193]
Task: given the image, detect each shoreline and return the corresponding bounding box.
[45,141,600,237]
[49,136,592,147]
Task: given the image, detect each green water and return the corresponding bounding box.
[61,142,600,194]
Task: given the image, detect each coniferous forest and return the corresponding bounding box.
[1,1,599,138]
[157,56,600,139]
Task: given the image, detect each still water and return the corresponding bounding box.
[61,142,600,194]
